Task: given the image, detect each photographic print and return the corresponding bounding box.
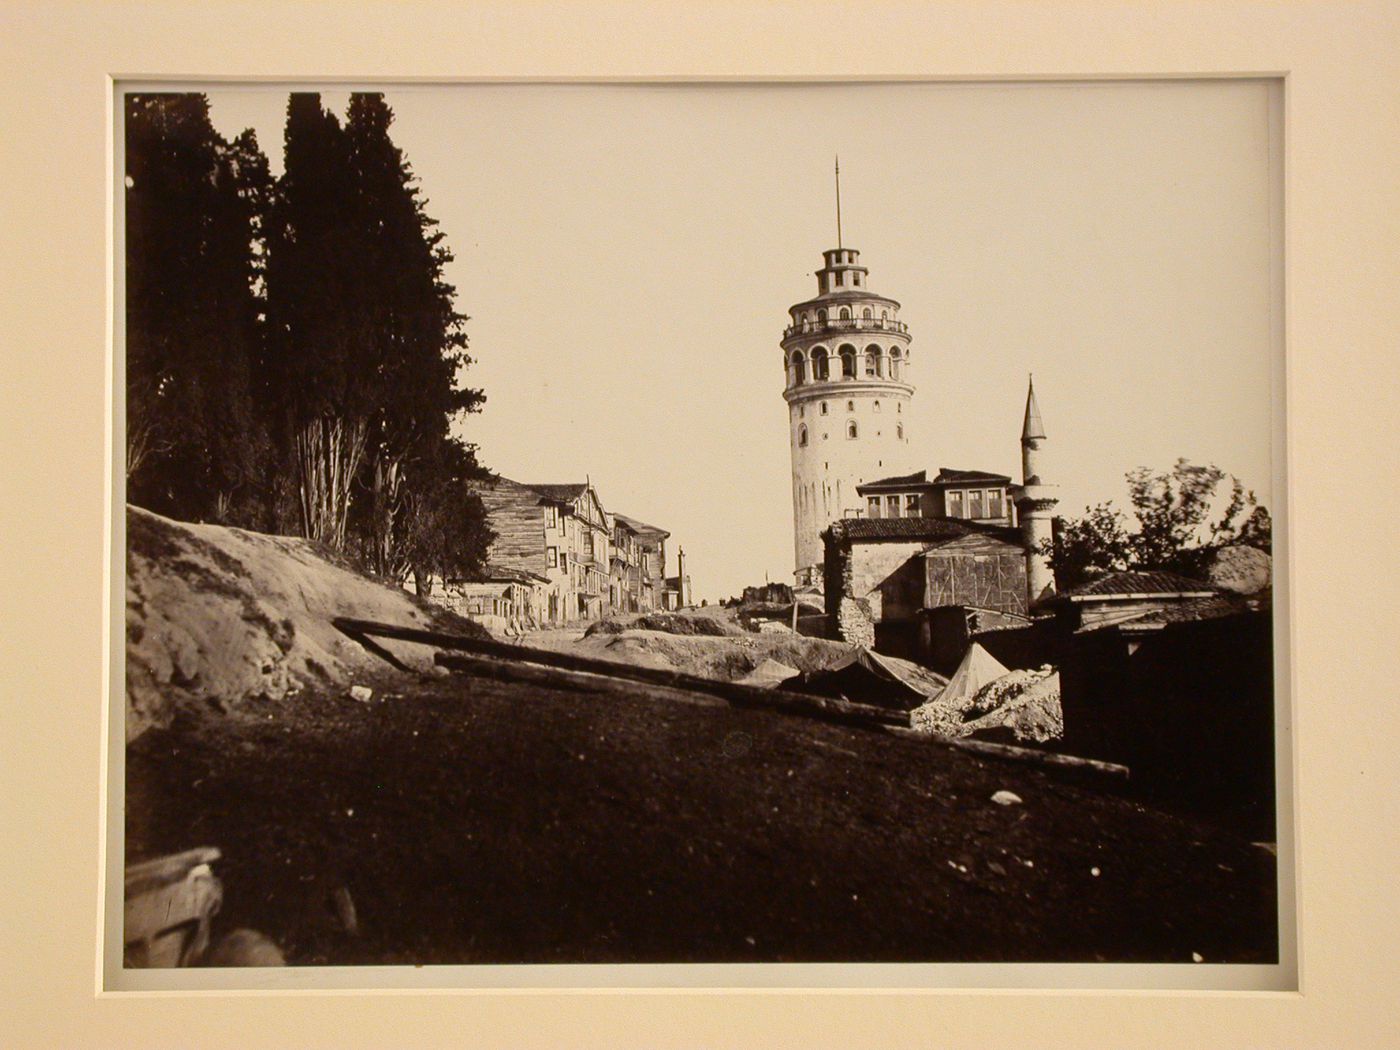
[112,79,1286,984]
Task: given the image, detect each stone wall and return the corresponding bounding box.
[825,536,928,643]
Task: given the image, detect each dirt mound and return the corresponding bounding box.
[125,506,484,741]
[911,666,1063,743]
[963,670,1064,742]
[591,629,853,682]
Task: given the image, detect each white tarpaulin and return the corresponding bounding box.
[934,642,1011,707]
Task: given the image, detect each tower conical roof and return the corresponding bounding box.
[1022,376,1046,441]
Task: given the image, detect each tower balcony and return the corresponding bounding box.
[783,376,914,402]
[782,315,908,340]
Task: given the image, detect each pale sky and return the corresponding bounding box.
[204,81,1280,603]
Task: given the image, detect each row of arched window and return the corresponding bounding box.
[792,305,891,327]
[788,344,904,385]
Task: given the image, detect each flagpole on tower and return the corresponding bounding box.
[835,156,843,249]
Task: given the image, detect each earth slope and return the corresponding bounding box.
[124,506,483,741]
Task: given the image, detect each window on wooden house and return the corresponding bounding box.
[947,491,964,518]
[885,495,900,517]
[969,490,985,518]
[904,494,919,517]
[867,496,881,519]
[987,489,1004,519]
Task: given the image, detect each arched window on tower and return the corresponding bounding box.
[798,424,808,447]
[817,307,827,324]
[890,347,902,381]
[897,423,904,440]
[791,350,806,385]
[864,346,880,377]
[839,345,857,378]
[862,306,872,320]
[846,400,854,412]
[847,420,858,440]
[839,306,851,321]
[820,401,828,415]
[873,400,881,413]
[811,347,829,381]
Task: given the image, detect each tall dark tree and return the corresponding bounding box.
[1043,459,1271,589]
[340,93,490,578]
[263,92,491,574]
[125,94,271,524]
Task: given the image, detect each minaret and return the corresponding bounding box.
[781,161,915,583]
[1014,376,1059,608]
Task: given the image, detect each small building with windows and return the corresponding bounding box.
[855,468,1016,526]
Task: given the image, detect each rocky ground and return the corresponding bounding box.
[123,511,1279,966]
[127,665,1278,966]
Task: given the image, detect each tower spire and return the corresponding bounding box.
[1022,373,1046,441]
[835,155,843,249]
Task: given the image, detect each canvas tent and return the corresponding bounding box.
[783,647,947,710]
[934,642,1011,708]
[735,658,801,689]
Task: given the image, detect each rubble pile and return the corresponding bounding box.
[910,664,1063,743]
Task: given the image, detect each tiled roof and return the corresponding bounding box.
[1120,593,1259,627]
[1062,570,1217,598]
[828,517,1020,545]
[931,467,1012,485]
[614,513,670,539]
[859,470,929,489]
[857,467,1013,491]
[478,564,550,584]
[525,483,589,503]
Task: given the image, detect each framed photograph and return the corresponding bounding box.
[3,1,1397,1047]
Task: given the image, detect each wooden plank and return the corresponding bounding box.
[332,616,908,730]
[884,725,1130,780]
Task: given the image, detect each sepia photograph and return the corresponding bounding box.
[111,78,1287,985]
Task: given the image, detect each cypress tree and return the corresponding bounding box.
[340,92,491,579]
[263,94,370,547]
[125,94,271,525]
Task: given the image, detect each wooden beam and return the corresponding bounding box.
[333,617,909,730]
[884,725,1130,780]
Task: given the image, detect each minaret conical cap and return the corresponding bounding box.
[1022,375,1046,441]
